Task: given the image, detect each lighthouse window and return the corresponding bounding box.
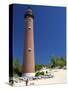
[28,48,32,52]
[28,27,31,30]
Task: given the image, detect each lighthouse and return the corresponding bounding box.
[23,8,35,77]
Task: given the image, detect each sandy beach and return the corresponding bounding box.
[13,69,66,86]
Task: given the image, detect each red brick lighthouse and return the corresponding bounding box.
[23,8,35,77]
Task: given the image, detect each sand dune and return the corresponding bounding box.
[13,69,66,86]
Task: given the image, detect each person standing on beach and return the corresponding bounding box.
[26,79,29,86]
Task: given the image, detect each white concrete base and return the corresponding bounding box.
[22,73,35,77]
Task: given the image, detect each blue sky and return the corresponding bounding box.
[13,4,66,65]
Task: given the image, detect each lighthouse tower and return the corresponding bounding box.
[23,8,35,77]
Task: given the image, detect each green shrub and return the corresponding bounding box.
[35,64,43,71]
[35,71,44,76]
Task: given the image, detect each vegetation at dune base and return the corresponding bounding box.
[13,59,45,77]
[12,56,66,77]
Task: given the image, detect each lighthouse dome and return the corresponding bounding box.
[26,8,32,15]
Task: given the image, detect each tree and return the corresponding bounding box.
[50,57,57,68]
[50,56,66,68]
[35,64,43,71]
[13,58,22,77]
